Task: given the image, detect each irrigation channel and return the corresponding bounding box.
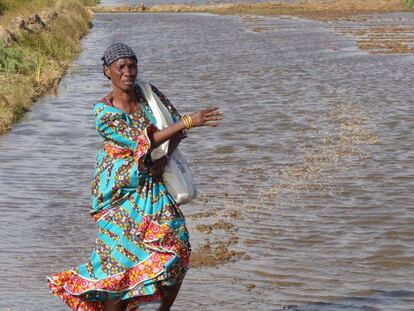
[0,2,413,310]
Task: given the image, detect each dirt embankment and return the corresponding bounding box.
[93,0,411,20]
[0,1,94,135]
[0,9,59,47]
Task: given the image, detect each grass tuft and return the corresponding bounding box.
[0,0,99,24]
[0,0,95,134]
[0,44,32,73]
[404,0,414,8]
[0,1,7,15]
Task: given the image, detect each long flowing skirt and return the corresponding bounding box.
[47,180,191,311]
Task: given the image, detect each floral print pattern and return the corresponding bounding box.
[46,82,191,310]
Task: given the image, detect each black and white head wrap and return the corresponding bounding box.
[101,42,137,66]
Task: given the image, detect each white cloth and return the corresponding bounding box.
[137,79,197,204]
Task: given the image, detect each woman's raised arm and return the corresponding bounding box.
[148,107,223,148]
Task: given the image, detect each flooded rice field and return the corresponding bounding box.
[0,9,413,311]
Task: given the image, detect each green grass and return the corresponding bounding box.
[82,0,100,5]
[403,0,414,8]
[0,1,7,14]
[0,44,32,73]
[0,0,99,24]
[0,0,94,134]
[0,0,57,24]
[17,1,91,61]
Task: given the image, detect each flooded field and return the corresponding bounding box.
[0,9,413,311]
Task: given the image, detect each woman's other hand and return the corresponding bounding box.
[189,107,223,127]
[150,155,168,177]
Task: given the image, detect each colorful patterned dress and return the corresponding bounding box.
[47,82,191,310]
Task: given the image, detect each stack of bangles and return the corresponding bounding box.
[181,115,193,129]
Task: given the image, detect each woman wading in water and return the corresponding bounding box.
[47,43,223,311]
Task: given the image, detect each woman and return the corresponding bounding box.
[47,43,223,311]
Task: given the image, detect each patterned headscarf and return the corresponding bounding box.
[101,43,138,66]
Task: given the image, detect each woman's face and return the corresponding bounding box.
[104,58,138,91]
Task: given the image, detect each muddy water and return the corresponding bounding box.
[0,11,414,311]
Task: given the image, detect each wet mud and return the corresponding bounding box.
[190,238,248,268]
[335,14,414,54]
[241,11,414,54]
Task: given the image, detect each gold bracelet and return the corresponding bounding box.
[182,115,193,130]
[187,115,193,129]
[181,116,189,129]
[186,115,192,129]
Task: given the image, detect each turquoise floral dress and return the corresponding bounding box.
[47,82,191,310]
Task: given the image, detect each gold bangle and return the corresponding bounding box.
[187,115,193,129]
[187,115,193,128]
[181,115,189,129]
[184,115,192,129]
[182,115,193,130]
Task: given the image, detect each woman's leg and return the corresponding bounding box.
[157,282,183,311]
[104,297,130,311]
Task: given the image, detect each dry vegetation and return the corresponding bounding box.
[0,0,58,25]
[347,25,414,54]
[0,0,97,24]
[94,0,412,20]
[0,0,97,134]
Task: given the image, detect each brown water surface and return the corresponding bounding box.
[0,11,413,311]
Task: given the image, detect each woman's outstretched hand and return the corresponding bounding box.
[149,107,223,149]
[189,107,223,127]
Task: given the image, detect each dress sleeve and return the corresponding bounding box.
[93,102,157,167]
